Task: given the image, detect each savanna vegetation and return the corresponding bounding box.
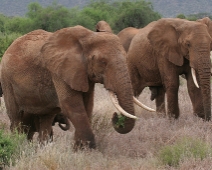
[1,0,212,169]
[1,79,212,169]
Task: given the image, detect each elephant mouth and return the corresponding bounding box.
[108,91,155,120]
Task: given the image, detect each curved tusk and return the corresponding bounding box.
[211,67,212,76]
[191,68,199,88]
[133,97,156,112]
[108,91,138,119]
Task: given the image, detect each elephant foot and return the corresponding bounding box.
[74,132,96,151]
[74,140,96,151]
[194,112,210,121]
[156,111,166,118]
[156,103,166,117]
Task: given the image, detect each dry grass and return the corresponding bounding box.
[1,79,212,170]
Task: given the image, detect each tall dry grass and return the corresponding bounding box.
[1,79,212,170]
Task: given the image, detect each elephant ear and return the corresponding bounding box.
[148,18,184,66]
[41,26,91,92]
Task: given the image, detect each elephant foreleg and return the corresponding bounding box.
[155,86,166,116]
[83,82,95,121]
[61,95,96,150]
[166,85,180,119]
[52,75,96,150]
[164,72,180,119]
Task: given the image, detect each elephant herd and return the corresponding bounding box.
[0,17,212,150]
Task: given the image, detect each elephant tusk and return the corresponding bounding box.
[133,97,156,112]
[211,67,212,76]
[108,91,138,119]
[191,68,199,88]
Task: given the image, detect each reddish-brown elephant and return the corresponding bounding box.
[127,18,211,120]
[95,21,160,113]
[117,27,139,52]
[1,26,152,149]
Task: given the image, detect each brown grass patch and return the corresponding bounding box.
[1,81,212,170]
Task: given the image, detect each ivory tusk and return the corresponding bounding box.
[133,97,156,112]
[108,91,138,119]
[191,68,199,88]
[211,67,212,76]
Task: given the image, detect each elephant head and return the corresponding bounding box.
[148,18,212,120]
[40,25,138,135]
[95,20,113,33]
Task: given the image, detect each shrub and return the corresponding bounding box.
[158,136,212,167]
[0,32,21,58]
[0,130,26,167]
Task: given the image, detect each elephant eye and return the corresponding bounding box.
[91,55,95,60]
[100,58,107,66]
[186,41,191,48]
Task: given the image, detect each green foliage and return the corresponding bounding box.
[4,17,34,34]
[0,14,8,33]
[26,2,72,32]
[0,32,21,58]
[0,130,26,167]
[115,114,127,128]
[71,2,114,30]
[158,137,212,167]
[176,12,212,21]
[176,14,186,19]
[112,0,161,32]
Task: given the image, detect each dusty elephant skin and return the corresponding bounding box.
[97,21,163,113]
[117,27,140,53]
[127,18,211,120]
[1,26,136,149]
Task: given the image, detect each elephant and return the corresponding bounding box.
[117,27,139,52]
[95,20,113,33]
[117,27,162,106]
[1,26,152,149]
[22,112,71,141]
[95,21,158,112]
[127,18,212,120]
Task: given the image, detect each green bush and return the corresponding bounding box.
[0,32,21,58]
[0,130,26,167]
[158,137,212,167]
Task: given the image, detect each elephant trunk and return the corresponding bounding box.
[106,60,136,134]
[197,55,211,120]
[191,46,211,120]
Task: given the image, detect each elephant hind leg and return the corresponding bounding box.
[2,81,23,132]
